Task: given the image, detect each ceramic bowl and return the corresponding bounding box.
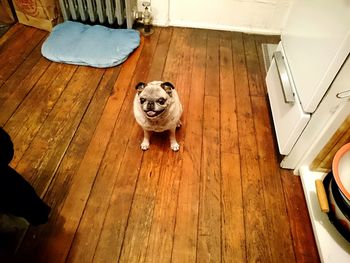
[332,143,350,206]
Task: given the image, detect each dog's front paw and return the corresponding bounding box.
[141,142,149,151]
[171,142,180,152]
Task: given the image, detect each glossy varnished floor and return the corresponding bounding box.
[0,24,319,262]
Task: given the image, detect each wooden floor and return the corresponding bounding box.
[0,24,320,262]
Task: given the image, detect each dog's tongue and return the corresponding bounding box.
[147,111,156,117]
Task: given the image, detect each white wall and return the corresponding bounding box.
[139,0,293,34]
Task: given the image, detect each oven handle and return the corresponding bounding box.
[273,51,295,104]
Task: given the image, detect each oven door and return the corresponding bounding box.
[266,43,310,155]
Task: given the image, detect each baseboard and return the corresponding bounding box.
[153,19,282,35]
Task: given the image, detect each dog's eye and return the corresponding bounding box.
[157,98,166,105]
[140,98,146,104]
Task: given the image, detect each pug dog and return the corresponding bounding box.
[133,81,183,151]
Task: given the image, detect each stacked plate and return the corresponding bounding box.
[316,143,350,242]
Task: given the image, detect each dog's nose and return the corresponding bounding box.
[147,101,155,110]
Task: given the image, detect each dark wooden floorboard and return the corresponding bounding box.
[232,32,272,262]
[172,29,207,263]
[0,27,46,87]
[67,27,162,263]
[197,30,221,262]
[219,31,246,262]
[145,27,193,262]
[0,24,319,263]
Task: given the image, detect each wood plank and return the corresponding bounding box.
[245,32,296,262]
[118,135,166,262]
[161,28,187,82]
[0,26,46,86]
[20,38,144,263]
[243,33,265,96]
[14,65,106,263]
[15,65,122,262]
[0,23,23,47]
[197,30,221,262]
[219,31,245,262]
[5,63,77,166]
[232,31,272,262]
[118,28,188,262]
[204,30,219,97]
[147,27,174,81]
[144,28,194,262]
[13,65,104,195]
[251,96,295,262]
[253,34,268,77]
[171,29,207,262]
[87,31,162,262]
[198,95,221,262]
[280,169,320,263]
[90,124,143,263]
[65,29,161,263]
[0,41,50,126]
[0,25,320,263]
[17,36,144,262]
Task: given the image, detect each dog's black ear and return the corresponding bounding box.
[135,82,146,94]
[161,82,175,96]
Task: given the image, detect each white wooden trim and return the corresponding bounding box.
[166,20,282,35]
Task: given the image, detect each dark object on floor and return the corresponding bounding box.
[0,24,10,38]
[0,127,51,226]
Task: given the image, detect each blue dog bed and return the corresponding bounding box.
[41,21,140,68]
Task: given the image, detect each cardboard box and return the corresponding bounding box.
[12,0,59,31]
[0,0,16,25]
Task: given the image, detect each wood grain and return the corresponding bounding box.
[0,27,45,86]
[251,95,295,262]
[52,37,144,263]
[0,24,320,263]
[118,27,190,263]
[233,32,272,262]
[91,28,173,262]
[280,169,320,263]
[243,34,265,96]
[0,23,23,47]
[197,30,221,263]
[145,27,194,263]
[219,31,245,262]
[5,63,77,166]
[170,29,207,263]
[0,40,50,126]
[16,65,122,263]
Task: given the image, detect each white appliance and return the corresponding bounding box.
[266,0,350,157]
[266,1,350,262]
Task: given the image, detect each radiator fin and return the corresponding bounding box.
[59,0,134,28]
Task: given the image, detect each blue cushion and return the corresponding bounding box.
[41,21,140,68]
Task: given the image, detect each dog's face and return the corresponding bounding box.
[135,81,175,118]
